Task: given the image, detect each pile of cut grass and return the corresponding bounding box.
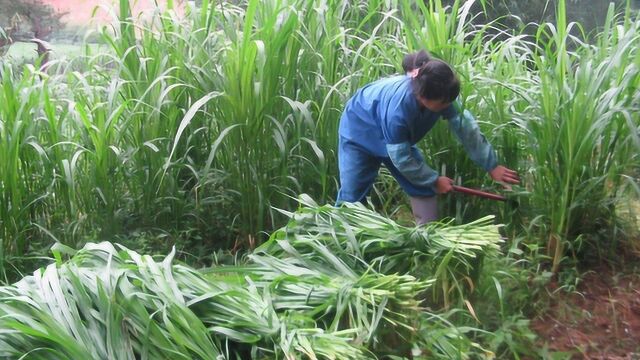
[0,199,503,359]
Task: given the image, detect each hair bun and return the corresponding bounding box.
[402,50,431,72]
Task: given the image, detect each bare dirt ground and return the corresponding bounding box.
[531,269,640,359]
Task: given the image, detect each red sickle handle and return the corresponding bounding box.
[452,185,506,202]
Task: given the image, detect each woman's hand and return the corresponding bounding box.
[489,165,520,189]
[435,176,454,194]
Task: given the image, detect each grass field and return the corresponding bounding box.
[0,0,638,357]
[4,41,106,63]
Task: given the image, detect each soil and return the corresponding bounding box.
[531,269,640,359]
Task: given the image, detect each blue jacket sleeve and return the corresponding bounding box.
[447,107,498,172]
[386,142,439,190]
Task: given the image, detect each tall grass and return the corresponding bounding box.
[0,0,638,279]
[516,2,640,271]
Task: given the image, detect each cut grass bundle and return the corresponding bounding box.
[257,195,504,307]
[232,255,430,348]
[0,243,223,359]
[0,242,365,359]
[0,199,507,358]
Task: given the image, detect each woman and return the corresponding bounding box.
[336,50,519,224]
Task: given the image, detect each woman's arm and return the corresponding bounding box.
[386,142,439,189]
[447,108,498,172]
[446,105,520,186]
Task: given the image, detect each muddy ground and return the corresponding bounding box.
[531,269,640,359]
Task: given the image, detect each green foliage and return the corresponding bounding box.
[0,0,638,279]
[0,1,637,357]
[257,195,503,307]
[516,2,640,271]
[0,201,511,359]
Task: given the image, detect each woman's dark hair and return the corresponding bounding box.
[402,50,431,72]
[403,50,460,103]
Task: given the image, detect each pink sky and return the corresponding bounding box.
[42,0,186,26]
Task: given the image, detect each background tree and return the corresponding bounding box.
[0,0,66,64]
[442,0,638,37]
